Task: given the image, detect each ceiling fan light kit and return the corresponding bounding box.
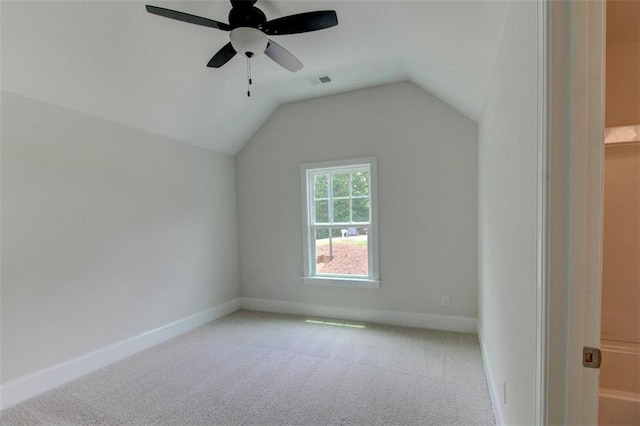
[146,0,338,96]
[229,27,268,58]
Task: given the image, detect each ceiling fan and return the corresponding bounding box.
[145,0,338,73]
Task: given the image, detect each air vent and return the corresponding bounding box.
[307,75,332,85]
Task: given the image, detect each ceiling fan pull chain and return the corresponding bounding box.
[246,57,252,97]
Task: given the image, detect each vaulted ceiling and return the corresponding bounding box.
[2,1,509,154]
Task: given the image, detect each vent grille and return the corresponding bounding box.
[307,75,332,85]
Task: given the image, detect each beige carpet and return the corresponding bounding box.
[1,310,495,425]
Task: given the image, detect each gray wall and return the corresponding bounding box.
[236,81,478,318]
[478,2,538,424]
[1,92,239,382]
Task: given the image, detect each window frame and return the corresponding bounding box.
[300,157,380,288]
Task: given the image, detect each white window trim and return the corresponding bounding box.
[300,157,380,288]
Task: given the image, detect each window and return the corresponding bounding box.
[300,158,379,288]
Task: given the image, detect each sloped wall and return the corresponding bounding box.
[1,92,239,383]
[236,81,478,320]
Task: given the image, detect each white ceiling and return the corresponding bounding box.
[1,1,509,155]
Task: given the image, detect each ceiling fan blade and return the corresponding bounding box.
[146,5,231,31]
[264,39,303,72]
[260,10,338,36]
[207,42,237,68]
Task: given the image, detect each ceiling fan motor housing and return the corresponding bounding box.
[228,4,266,28]
[230,27,268,58]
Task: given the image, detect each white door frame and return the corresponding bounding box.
[535,1,549,424]
[566,1,605,423]
[545,0,605,424]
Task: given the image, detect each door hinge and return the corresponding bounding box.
[583,347,602,368]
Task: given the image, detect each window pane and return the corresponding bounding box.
[314,174,328,199]
[332,173,350,197]
[315,227,368,276]
[352,198,370,222]
[315,228,329,240]
[315,200,329,223]
[351,171,369,196]
[333,199,350,222]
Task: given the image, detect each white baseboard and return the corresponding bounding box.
[1,297,477,410]
[477,323,505,425]
[240,297,477,333]
[0,298,241,410]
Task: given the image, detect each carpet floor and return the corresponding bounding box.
[1,310,495,425]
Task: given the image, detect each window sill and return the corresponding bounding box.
[301,276,380,289]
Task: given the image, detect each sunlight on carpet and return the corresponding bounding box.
[305,319,366,329]
[1,310,495,425]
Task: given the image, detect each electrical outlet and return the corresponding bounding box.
[243,283,249,294]
[441,296,450,307]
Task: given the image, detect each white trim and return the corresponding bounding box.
[604,125,640,144]
[565,1,605,423]
[599,388,640,404]
[300,157,377,173]
[477,324,505,426]
[535,1,549,425]
[240,297,477,333]
[0,298,241,410]
[301,276,380,289]
[300,157,379,284]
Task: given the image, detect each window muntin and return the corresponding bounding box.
[301,158,378,286]
[311,169,370,225]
